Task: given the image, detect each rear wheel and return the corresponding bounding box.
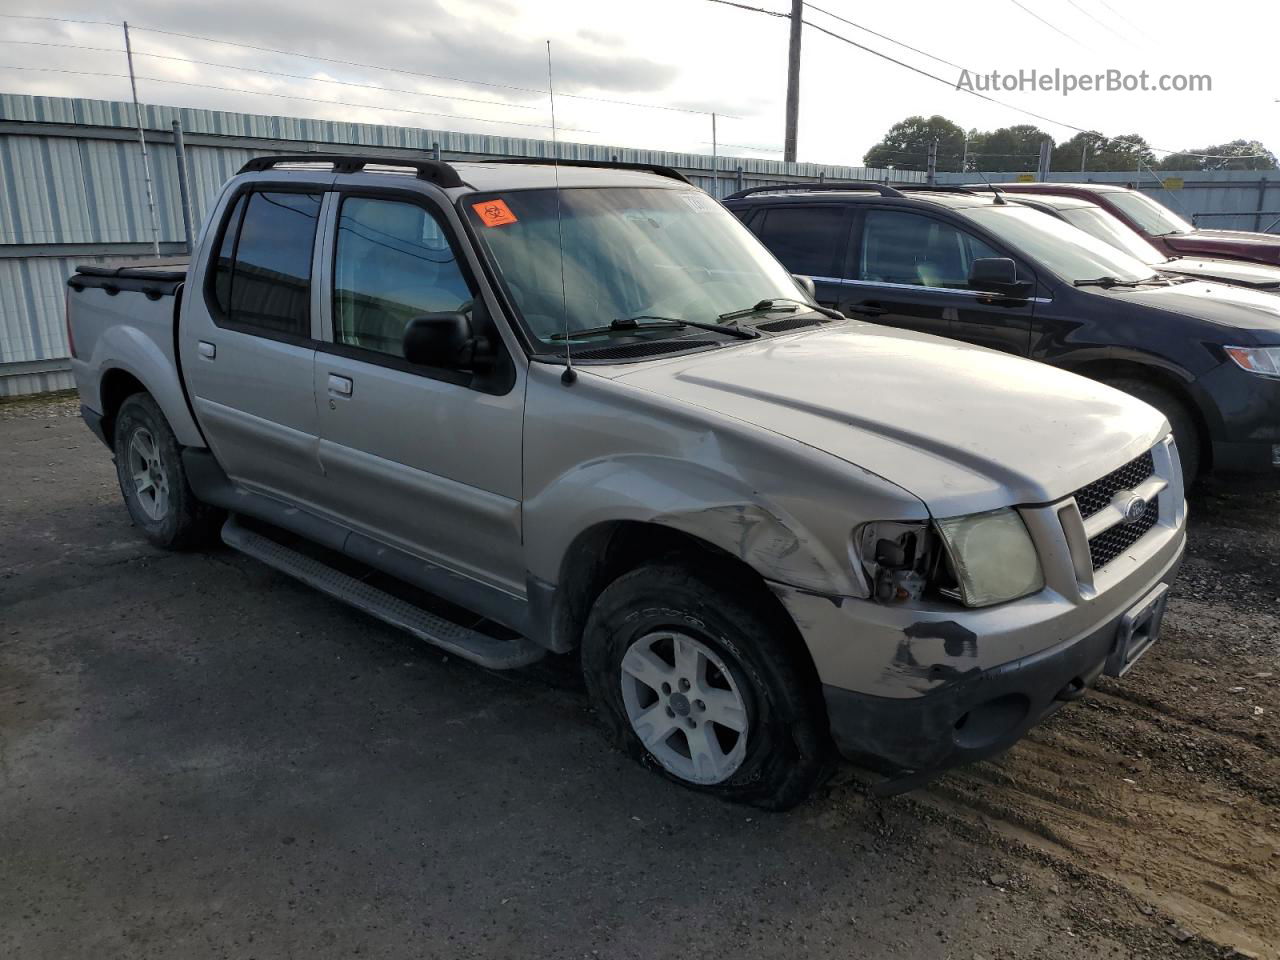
[113,393,222,549]
[581,562,830,810]
[1105,378,1201,483]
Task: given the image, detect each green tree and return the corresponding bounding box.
[966,125,1052,172]
[863,115,966,172]
[1156,139,1277,171]
[1050,132,1156,172]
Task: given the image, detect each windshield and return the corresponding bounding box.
[464,187,808,348]
[960,205,1158,284]
[1105,191,1195,237]
[1057,207,1166,265]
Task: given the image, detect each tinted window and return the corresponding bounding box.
[754,206,846,277]
[224,191,322,337]
[212,194,247,315]
[333,198,474,357]
[859,210,1002,288]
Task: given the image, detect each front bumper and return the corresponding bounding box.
[820,554,1180,784]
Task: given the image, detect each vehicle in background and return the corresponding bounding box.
[68,155,1185,809]
[726,183,1280,484]
[1003,192,1280,291]
[991,182,1280,267]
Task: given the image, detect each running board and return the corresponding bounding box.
[221,516,545,670]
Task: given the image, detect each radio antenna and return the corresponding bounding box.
[547,40,575,385]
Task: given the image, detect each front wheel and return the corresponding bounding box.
[113,393,222,549]
[581,562,830,810]
[1104,378,1201,483]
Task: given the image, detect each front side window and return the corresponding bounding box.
[464,187,808,349]
[333,198,474,358]
[752,206,847,277]
[858,210,1002,289]
[215,191,322,337]
[1104,191,1194,237]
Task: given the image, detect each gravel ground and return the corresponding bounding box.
[1,392,1276,959]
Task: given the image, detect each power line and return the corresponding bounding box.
[803,2,965,71]
[0,12,115,26]
[0,39,539,111]
[1063,0,1133,42]
[1007,0,1087,47]
[0,64,604,135]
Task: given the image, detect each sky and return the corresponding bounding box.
[0,0,1276,169]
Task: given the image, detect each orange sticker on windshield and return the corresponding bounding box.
[472,198,518,227]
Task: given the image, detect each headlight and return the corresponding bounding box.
[934,508,1044,607]
[1224,345,1280,378]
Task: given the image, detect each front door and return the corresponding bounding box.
[179,187,328,507]
[843,207,1036,355]
[311,192,526,596]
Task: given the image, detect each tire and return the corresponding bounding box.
[1104,378,1201,483]
[112,393,223,550]
[581,562,830,810]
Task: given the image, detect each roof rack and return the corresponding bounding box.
[724,181,906,201]
[238,154,465,188]
[894,184,984,195]
[473,157,690,185]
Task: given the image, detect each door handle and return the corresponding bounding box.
[850,301,888,317]
[327,374,353,397]
[197,340,216,359]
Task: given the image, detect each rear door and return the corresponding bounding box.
[747,204,852,308]
[843,207,1036,354]
[310,189,526,595]
[179,185,328,507]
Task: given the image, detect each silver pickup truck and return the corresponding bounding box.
[67,154,1186,808]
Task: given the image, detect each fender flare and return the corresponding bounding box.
[94,324,205,448]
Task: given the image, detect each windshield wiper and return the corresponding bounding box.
[718,297,845,322]
[1073,275,1164,289]
[549,314,759,341]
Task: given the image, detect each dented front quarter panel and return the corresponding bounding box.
[521,362,929,599]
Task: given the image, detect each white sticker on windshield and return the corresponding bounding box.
[679,192,716,213]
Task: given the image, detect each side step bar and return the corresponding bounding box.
[221,516,545,670]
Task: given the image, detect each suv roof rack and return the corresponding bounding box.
[238,154,465,188]
[894,184,984,195]
[473,157,690,184]
[724,181,907,201]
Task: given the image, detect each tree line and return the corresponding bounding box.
[862,115,1277,173]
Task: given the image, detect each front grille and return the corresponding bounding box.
[1087,499,1159,570]
[1072,451,1155,520]
[572,339,718,360]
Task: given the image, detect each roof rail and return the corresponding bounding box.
[723,181,907,201]
[474,157,690,184]
[894,184,983,196]
[238,154,465,188]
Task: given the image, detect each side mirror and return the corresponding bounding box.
[402,312,491,371]
[968,258,1034,299]
[793,274,817,299]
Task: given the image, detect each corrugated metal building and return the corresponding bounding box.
[0,93,920,396]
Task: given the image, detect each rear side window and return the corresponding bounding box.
[211,190,322,337]
[332,197,474,358]
[753,206,847,277]
[859,210,1001,289]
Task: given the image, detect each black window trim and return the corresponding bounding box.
[323,185,515,396]
[201,183,325,349]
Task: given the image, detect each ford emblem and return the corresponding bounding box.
[1122,494,1148,525]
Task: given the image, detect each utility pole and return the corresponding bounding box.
[1037,137,1052,181]
[926,139,938,185]
[1080,140,1088,173]
[783,0,803,163]
[711,112,719,199]
[123,22,161,257]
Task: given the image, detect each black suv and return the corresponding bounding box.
[725,184,1280,485]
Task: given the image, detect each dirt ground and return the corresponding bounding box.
[2,392,1276,960]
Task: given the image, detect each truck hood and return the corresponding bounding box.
[1101,279,1280,333]
[606,323,1166,517]
[1163,230,1280,266]
[1161,257,1280,290]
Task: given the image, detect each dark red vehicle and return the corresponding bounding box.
[992,182,1280,267]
